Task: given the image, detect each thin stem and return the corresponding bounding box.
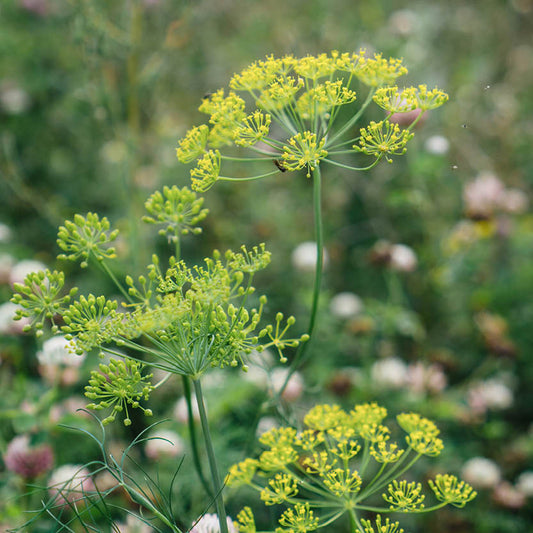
[119,481,182,532]
[219,169,280,182]
[98,260,131,303]
[406,110,427,131]
[220,155,277,162]
[348,507,361,532]
[360,451,421,500]
[174,234,181,262]
[326,88,376,147]
[324,158,381,172]
[182,376,214,499]
[192,378,229,533]
[275,164,324,398]
[152,372,171,390]
[319,509,347,527]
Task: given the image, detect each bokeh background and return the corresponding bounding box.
[1,0,532,531]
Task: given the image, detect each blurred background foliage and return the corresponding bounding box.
[1,0,532,531]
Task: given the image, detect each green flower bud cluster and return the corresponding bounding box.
[11,269,77,337]
[85,358,153,426]
[142,185,208,240]
[58,241,304,378]
[228,402,476,533]
[62,294,120,355]
[12,186,306,425]
[176,50,448,192]
[57,212,119,268]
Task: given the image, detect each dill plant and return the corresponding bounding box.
[177,49,448,395]
[12,186,306,533]
[10,51,474,533]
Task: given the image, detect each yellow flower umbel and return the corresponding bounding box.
[176,50,448,192]
[373,85,449,113]
[234,111,272,147]
[190,150,221,192]
[355,121,414,163]
[226,402,475,533]
[281,132,328,177]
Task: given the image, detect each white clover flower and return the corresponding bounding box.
[291,241,328,272]
[9,259,47,286]
[0,253,15,283]
[468,378,513,414]
[501,188,528,214]
[242,365,269,388]
[0,223,12,243]
[48,464,95,506]
[461,457,501,489]
[270,368,304,402]
[48,396,90,424]
[37,336,84,385]
[190,513,237,533]
[115,514,154,533]
[329,292,364,319]
[174,395,201,424]
[463,172,505,219]
[516,471,533,497]
[0,302,30,335]
[388,9,418,36]
[145,429,185,460]
[481,379,513,410]
[93,470,119,492]
[424,134,450,155]
[371,357,408,389]
[256,416,279,438]
[0,84,30,114]
[492,481,526,509]
[389,244,417,272]
[37,335,85,367]
[405,362,447,394]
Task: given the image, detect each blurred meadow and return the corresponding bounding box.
[1,0,533,531]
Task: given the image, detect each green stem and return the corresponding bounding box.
[219,169,280,182]
[120,482,182,532]
[326,89,376,147]
[349,508,361,532]
[220,155,276,162]
[182,376,214,499]
[324,158,381,172]
[99,260,131,302]
[275,164,324,398]
[359,452,421,500]
[192,378,229,533]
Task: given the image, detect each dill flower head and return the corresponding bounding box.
[57,212,119,268]
[177,51,448,190]
[84,358,154,426]
[228,401,475,532]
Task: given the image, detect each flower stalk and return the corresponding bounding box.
[193,378,229,533]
